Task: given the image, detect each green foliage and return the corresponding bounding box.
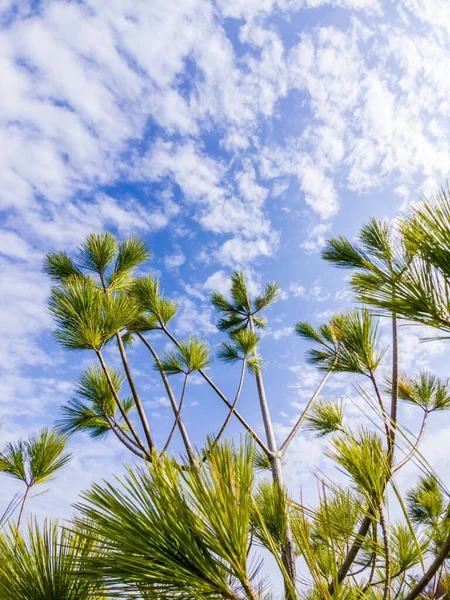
[322,217,411,312]
[0,440,26,481]
[311,486,363,546]
[407,475,447,526]
[0,519,102,600]
[75,440,260,599]
[391,523,428,572]
[230,271,251,312]
[0,428,71,486]
[296,309,386,376]
[159,337,212,375]
[252,481,288,549]
[212,271,279,333]
[402,187,450,276]
[107,237,150,291]
[328,429,390,501]
[43,251,84,282]
[218,330,260,374]
[335,193,450,332]
[254,448,272,471]
[57,367,134,439]
[253,281,280,312]
[304,399,344,437]
[78,231,118,275]
[132,275,177,327]
[322,235,367,269]
[387,371,450,412]
[44,232,149,295]
[49,277,138,350]
[26,428,72,486]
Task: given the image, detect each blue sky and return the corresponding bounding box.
[1,0,450,538]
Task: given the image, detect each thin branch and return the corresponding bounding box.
[136,333,196,463]
[392,410,428,474]
[116,332,154,451]
[248,317,277,454]
[105,414,149,460]
[394,573,406,600]
[403,532,450,600]
[248,315,297,598]
[161,373,189,456]
[348,523,377,577]
[328,512,373,594]
[161,326,270,455]
[0,493,22,530]
[388,314,399,462]
[96,349,151,459]
[280,369,332,454]
[369,372,391,443]
[378,499,391,600]
[366,522,378,588]
[210,359,246,448]
[16,485,31,529]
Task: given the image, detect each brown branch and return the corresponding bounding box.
[116,332,154,451]
[136,333,196,463]
[403,532,450,600]
[161,373,189,456]
[105,414,149,460]
[96,349,151,459]
[392,410,428,474]
[16,485,31,529]
[388,314,399,462]
[210,359,246,448]
[378,500,391,600]
[161,326,270,455]
[328,512,373,594]
[369,372,391,443]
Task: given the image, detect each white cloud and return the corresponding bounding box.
[301,223,331,253]
[0,229,34,260]
[173,296,217,337]
[289,283,306,297]
[216,236,275,266]
[164,250,186,271]
[203,270,232,296]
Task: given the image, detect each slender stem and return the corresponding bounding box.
[392,410,428,474]
[378,499,391,600]
[328,512,373,593]
[433,565,443,598]
[241,578,258,600]
[105,415,148,460]
[0,494,22,529]
[116,333,154,451]
[161,326,269,455]
[248,316,297,598]
[389,314,399,462]
[161,374,189,456]
[17,485,31,529]
[369,372,391,443]
[349,523,377,577]
[403,531,450,600]
[97,273,154,455]
[137,333,196,463]
[96,349,151,459]
[210,360,246,448]
[329,361,398,591]
[394,573,406,600]
[367,522,378,587]
[249,318,277,453]
[280,370,332,454]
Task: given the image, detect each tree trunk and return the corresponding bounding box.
[250,318,297,598]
